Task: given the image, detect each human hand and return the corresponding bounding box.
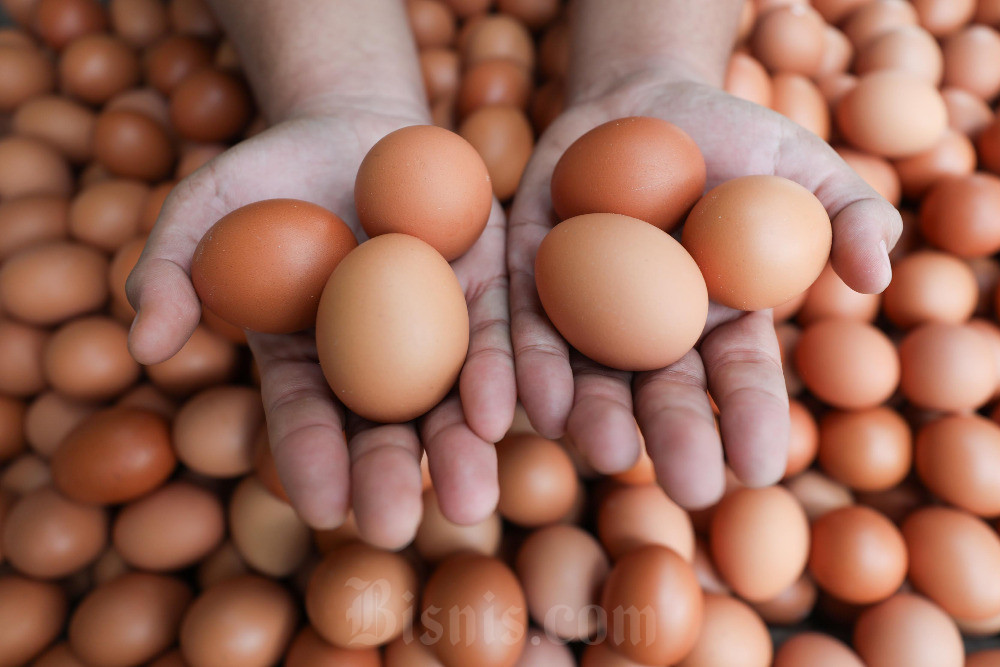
[509,70,902,509]
[127,101,515,549]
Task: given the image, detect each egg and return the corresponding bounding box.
[457,105,533,201]
[420,47,460,102]
[145,324,237,395]
[842,0,919,48]
[180,575,298,667]
[168,0,219,38]
[33,642,89,667]
[285,627,381,667]
[797,262,881,325]
[893,128,976,198]
[834,147,901,205]
[229,475,310,578]
[773,633,864,667]
[771,73,830,140]
[724,52,773,107]
[536,213,708,370]
[785,471,855,521]
[817,407,911,492]
[414,487,502,562]
[113,481,225,570]
[68,573,192,667]
[169,68,251,142]
[751,574,817,625]
[942,25,1000,101]
[456,58,531,118]
[0,575,66,667]
[969,650,1000,667]
[0,396,25,462]
[316,234,469,423]
[597,483,694,560]
[175,142,225,179]
[408,0,456,49]
[920,173,1000,258]
[355,125,492,260]
[710,485,810,601]
[899,322,997,411]
[69,179,148,252]
[886,252,979,328]
[109,0,168,48]
[43,316,140,400]
[916,415,1000,516]
[33,0,107,50]
[750,4,825,76]
[51,407,173,504]
[0,195,69,261]
[172,385,263,477]
[307,541,418,647]
[461,13,533,69]
[818,25,853,76]
[854,25,942,84]
[515,524,609,640]
[675,594,772,667]
[0,319,49,397]
[383,633,446,667]
[142,34,213,94]
[93,109,175,181]
[854,593,963,667]
[496,433,578,526]
[0,453,52,495]
[59,33,140,105]
[196,540,249,589]
[682,175,831,310]
[550,117,706,232]
[783,400,819,479]
[0,135,73,198]
[0,43,55,112]
[942,86,993,136]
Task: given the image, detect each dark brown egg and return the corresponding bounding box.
[59,33,140,105]
[167,0,219,38]
[0,43,54,112]
[0,135,72,199]
[109,0,168,48]
[0,396,25,462]
[537,19,568,79]
[169,68,251,142]
[142,34,213,94]
[93,108,175,181]
[33,0,107,50]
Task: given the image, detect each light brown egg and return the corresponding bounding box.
[496,433,578,527]
[69,573,192,667]
[59,33,140,105]
[420,48,460,103]
[752,574,817,625]
[461,13,533,69]
[0,195,68,261]
[172,386,262,477]
[969,319,1000,396]
[285,627,380,667]
[113,481,225,570]
[169,68,251,142]
[458,105,532,201]
[414,487,501,562]
[145,324,237,396]
[516,524,608,641]
[0,241,108,326]
[408,0,455,49]
[597,483,694,561]
[229,475,310,578]
[818,25,853,76]
[456,57,531,118]
[903,506,1000,620]
[912,0,975,36]
[854,593,963,667]
[773,633,864,667]
[33,0,107,50]
[0,319,48,397]
[893,128,976,198]
[109,0,168,48]
[0,43,54,112]
[180,575,297,667]
[798,263,881,325]
[142,34,213,95]
[818,407,911,492]
[842,0,918,48]
[0,453,51,495]
[816,72,858,109]
[920,173,1000,258]
[2,486,106,578]
[43,316,140,401]
[942,25,1000,101]
[724,52,773,107]
[0,135,72,199]
[750,4,825,76]
[69,179,147,252]
[784,399,818,478]
[771,73,831,140]
[899,322,997,411]
[834,147,901,205]
[0,575,66,667]
[93,109,175,181]
[855,25,941,84]
[676,594,771,667]
[307,542,418,648]
[12,95,94,164]
[942,86,993,137]
[917,415,1000,517]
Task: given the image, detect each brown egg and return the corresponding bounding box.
[786,471,855,521]
[286,627,380,667]
[969,649,1000,667]
[816,72,858,111]
[0,575,66,667]
[173,386,262,477]
[414,487,501,562]
[142,34,213,95]
[105,86,171,130]
[818,25,853,76]
[167,0,218,37]
[773,633,864,667]
[597,483,694,560]
[513,630,575,667]
[752,574,817,625]
[146,324,237,395]
[978,0,1000,25]
[818,407,911,492]
[109,0,168,48]
[113,481,225,570]
[912,0,975,36]
[0,319,48,397]
[537,21,567,81]
[537,213,708,370]
[724,52,773,107]
[2,486,106,578]
[893,128,976,198]
[0,43,54,112]
[196,540,248,589]
[456,58,531,118]
[138,180,171,231]
[711,485,809,601]
[610,439,657,485]
[580,641,654,667]
[837,71,947,158]
[496,433,578,527]
[93,109,175,181]
[43,316,139,401]
[12,95,94,164]
[355,125,491,260]
[169,68,251,142]
[0,135,72,198]
[969,319,1000,394]
[798,262,881,326]
[834,147,901,205]
[770,73,830,140]
[529,77,564,133]
[842,0,919,48]
[408,0,455,49]
[0,241,108,326]
[461,13,533,69]
[420,48,460,103]
[942,86,993,137]
[496,0,558,27]
[174,142,224,179]
[383,633,445,667]
[0,195,68,261]
[750,4,825,76]
[600,545,702,665]
[942,25,1000,100]
[180,575,297,667]
[458,105,532,201]
[69,573,191,667]
[904,506,1000,620]
[23,392,95,457]
[307,542,417,647]
[551,117,705,232]
[229,476,310,578]
[977,115,1000,175]
[59,33,140,105]
[316,234,469,422]
[783,399,818,478]
[33,642,89,667]
[69,179,147,252]
[0,453,51,495]
[251,429,288,503]
[854,593,962,667]
[115,383,175,420]
[192,199,356,333]
[675,594,771,667]
[107,234,145,319]
[917,415,1000,517]
[33,0,107,50]
[899,322,997,411]
[795,319,899,409]
[920,174,1000,257]
[90,545,128,585]
[855,26,942,84]
[516,524,609,640]
[0,396,25,462]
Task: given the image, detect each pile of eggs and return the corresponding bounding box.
[5,0,1000,666]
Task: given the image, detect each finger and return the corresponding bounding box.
[700,310,789,488]
[565,354,640,474]
[634,350,726,509]
[346,417,424,550]
[247,331,351,530]
[421,393,499,525]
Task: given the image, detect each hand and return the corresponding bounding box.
[127,101,515,549]
[509,71,902,509]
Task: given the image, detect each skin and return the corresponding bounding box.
[510,0,902,508]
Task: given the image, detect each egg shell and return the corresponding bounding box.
[0,135,73,199]
[942,86,993,137]
[884,251,977,328]
[458,105,532,201]
[93,109,175,181]
[69,179,148,252]
[196,540,249,590]
[580,641,653,667]
[461,14,533,69]
[383,633,445,667]
[854,593,963,667]
[914,415,1000,516]
[773,633,864,667]
[286,627,381,667]
[515,523,609,640]
[710,485,810,601]
[798,262,881,325]
[536,213,708,371]
[942,25,1000,101]
[751,574,817,625]
[969,650,1000,667]
[180,575,297,667]
[817,25,853,76]
[69,572,192,667]
[315,233,469,423]
[169,68,251,142]
[307,541,418,648]
[725,52,773,107]
[419,48,459,103]
[109,0,168,47]
[899,322,997,411]
[414,487,502,562]
[771,73,830,140]
[456,58,531,118]
[920,172,1000,258]
[0,319,49,397]
[229,475,310,578]
[43,316,140,401]
[142,34,213,94]
[33,642,89,667]
[355,125,491,261]
[0,44,55,112]
[893,128,976,198]
[59,33,140,105]
[175,142,225,180]
[785,471,854,522]
[597,482,694,561]
[855,25,942,84]
[51,406,173,505]
[675,593,771,667]
[600,544,702,665]
[0,575,66,667]
[145,324,237,396]
[783,399,819,478]
[408,0,455,49]
[750,4,825,76]
[113,480,225,570]
[33,0,107,50]
[168,0,219,37]
[842,0,919,48]
[172,385,262,477]
[496,433,578,527]
[817,406,912,492]
[682,175,831,311]
[0,453,52,495]
[0,195,69,261]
